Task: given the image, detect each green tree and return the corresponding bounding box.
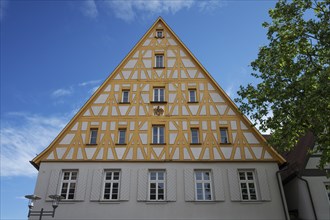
[235,0,330,168]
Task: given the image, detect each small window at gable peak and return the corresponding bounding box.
[156,29,164,38]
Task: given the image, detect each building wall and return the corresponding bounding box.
[305,176,330,220]
[31,162,285,220]
[284,176,330,220]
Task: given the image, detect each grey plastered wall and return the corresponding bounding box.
[31,162,285,220]
[284,176,330,220]
[305,176,330,220]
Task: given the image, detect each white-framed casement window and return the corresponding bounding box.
[220,128,229,144]
[156,30,163,38]
[148,170,166,201]
[194,170,213,201]
[89,128,98,144]
[189,89,197,102]
[155,55,164,68]
[152,125,165,144]
[122,90,129,103]
[103,170,120,200]
[238,170,258,201]
[60,171,78,200]
[153,87,165,102]
[191,128,199,144]
[325,182,330,202]
[118,129,126,144]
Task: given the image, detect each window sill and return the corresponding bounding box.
[219,142,232,145]
[192,200,216,204]
[153,67,165,69]
[86,143,98,146]
[57,200,82,204]
[98,200,121,204]
[190,143,202,145]
[146,201,168,204]
[188,101,199,104]
[239,200,264,204]
[119,102,130,104]
[115,143,127,146]
[150,143,166,145]
[154,36,165,39]
[150,101,167,104]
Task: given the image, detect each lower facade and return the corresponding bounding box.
[31,162,286,220]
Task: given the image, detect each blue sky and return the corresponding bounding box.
[0,0,277,219]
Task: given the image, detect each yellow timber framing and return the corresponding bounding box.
[31,17,285,168]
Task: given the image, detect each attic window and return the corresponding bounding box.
[156,29,163,38]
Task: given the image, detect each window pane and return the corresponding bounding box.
[159,88,164,101]
[158,183,164,189]
[150,172,157,180]
[195,172,202,180]
[105,172,112,180]
[220,128,228,143]
[113,172,120,180]
[122,91,129,102]
[119,130,126,144]
[90,129,98,144]
[189,90,196,102]
[71,172,77,180]
[191,129,199,143]
[247,172,254,180]
[154,89,159,101]
[203,172,210,180]
[239,172,246,180]
[153,127,158,143]
[63,172,70,180]
[158,172,164,180]
[159,127,164,143]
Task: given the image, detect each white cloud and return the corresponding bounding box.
[0,112,69,177]
[78,79,101,87]
[81,0,98,18]
[106,0,223,22]
[198,0,225,12]
[51,88,73,98]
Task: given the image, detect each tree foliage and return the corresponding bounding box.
[235,0,330,168]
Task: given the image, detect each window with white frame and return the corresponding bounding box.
[189,89,197,102]
[155,55,164,68]
[122,90,129,103]
[60,171,78,200]
[148,170,165,201]
[152,125,165,144]
[238,170,257,201]
[153,88,165,102]
[89,128,98,144]
[194,170,213,201]
[191,128,199,144]
[103,170,120,200]
[325,182,330,202]
[118,129,126,144]
[220,128,229,144]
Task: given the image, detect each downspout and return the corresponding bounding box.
[296,175,318,220]
[276,165,290,220]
